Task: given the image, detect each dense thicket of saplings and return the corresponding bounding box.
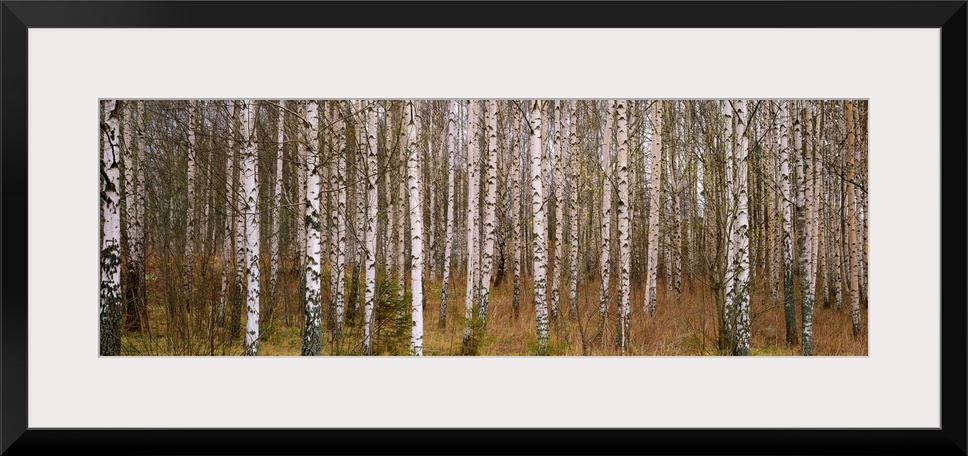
[99,99,869,356]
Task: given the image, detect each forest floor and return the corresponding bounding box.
[120,266,868,356]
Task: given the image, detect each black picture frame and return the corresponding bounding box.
[2,2,965,455]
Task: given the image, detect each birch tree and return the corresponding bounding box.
[219,101,237,331]
[233,102,250,340]
[550,100,563,319]
[568,100,580,317]
[332,101,347,341]
[846,100,862,337]
[646,100,663,318]
[440,100,458,327]
[240,99,261,356]
[794,102,814,355]
[600,100,614,328]
[302,100,323,356]
[123,101,146,331]
[271,101,284,305]
[510,102,522,318]
[100,99,123,356]
[478,100,499,328]
[724,99,751,356]
[616,100,631,354]
[185,100,197,308]
[363,102,379,355]
[464,100,480,343]
[778,101,798,346]
[405,100,425,355]
[530,100,550,355]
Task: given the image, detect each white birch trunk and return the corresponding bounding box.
[478,100,499,328]
[396,105,408,297]
[185,100,197,306]
[241,99,260,356]
[510,103,522,317]
[233,102,249,338]
[551,100,563,319]
[271,101,284,302]
[646,100,663,317]
[122,101,145,331]
[600,101,614,327]
[100,99,123,356]
[440,100,458,327]
[530,100,550,355]
[794,102,814,355]
[779,101,798,345]
[427,112,436,283]
[302,100,323,356]
[670,104,683,296]
[616,100,631,354]
[846,100,862,336]
[722,101,736,347]
[363,102,379,355]
[332,102,347,340]
[568,100,579,317]
[725,100,751,356]
[296,103,307,282]
[464,100,480,341]
[134,101,145,284]
[219,101,237,327]
[405,100,425,355]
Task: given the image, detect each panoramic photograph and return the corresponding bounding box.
[99,99,868,356]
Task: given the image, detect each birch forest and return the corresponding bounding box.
[99,99,869,356]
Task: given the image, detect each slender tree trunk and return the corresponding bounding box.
[405,100,425,355]
[529,100,550,355]
[794,101,814,356]
[440,100,458,327]
[779,101,798,346]
[600,101,614,330]
[240,99,261,356]
[219,101,237,332]
[725,100,751,356]
[670,103,683,296]
[135,102,147,331]
[122,102,145,331]
[478,100,499,328]
[271,101,284,307]
[510,103,522,319]
[568,100,580,318]
[464,100,480,343]
[363,102,379,355]
[296,102,307,296]
[332,102,347,342]
[846,100,862,337]
[616,100,631,354]
[551,100,563,319]
[646,100,663,317]
[100,99,123,356]
[396,104,408,298]
[185,100,197,311]
[301,101,323,356]
[232,102,249,341]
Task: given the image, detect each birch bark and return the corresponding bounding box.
[478,100,499,328]
[530,101,550,355]
[405,100,425,355]
[240,100,261,356]
[363,102,379,355]
[440,100,458,327]
[100,99,123,356]
[302,100,323,355]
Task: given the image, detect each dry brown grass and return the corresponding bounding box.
[121,265,868,356]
